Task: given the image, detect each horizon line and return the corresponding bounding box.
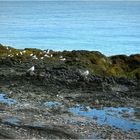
[0,0,140,1]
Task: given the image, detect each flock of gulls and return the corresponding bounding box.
[5,47,90,77]
[6,47,66,61]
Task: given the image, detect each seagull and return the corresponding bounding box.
[27,66,35,72]
[44,54,50,58]
[22,50,26,53]
[32,55,38,60]
[46,49,50,54]
[83,70,89,76]
[20,51,23,55]
[60,58,66,61]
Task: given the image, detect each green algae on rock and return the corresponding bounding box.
[0,44,140,80]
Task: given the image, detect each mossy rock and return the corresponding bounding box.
[107,65,126,77]
[128,68,140,79]
[110,55,129,65]
[24,48,42,52]
[0,44,140,79]
[0,44,20,57]
[130,54,140,63]
[129,54,140,70]
[24,48,43,56]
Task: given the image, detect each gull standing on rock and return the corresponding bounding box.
[46,49,50,54]
[60,58,66,61]
[20,51,23,55]
[22,50,26,53]
[27,66,35,72]
[44,54,50,58]
[32,55,38,60]
[83,70,89,76]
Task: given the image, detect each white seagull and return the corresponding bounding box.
[32,55,38,60]
[44,54,50,58]
[22,50,26,53]
[79,70,90,78]
[46,49,50,54]
[20,51,23,55]
[83,70,89,76]
[60,58,66,61]
[27,66,35,72]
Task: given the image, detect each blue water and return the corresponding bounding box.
[0,93,16,105]
[2,118,21,126]
[44,101,62,107]
[0,1,140,55]
[69,106,140,132]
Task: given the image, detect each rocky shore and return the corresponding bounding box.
[0,44,140,139]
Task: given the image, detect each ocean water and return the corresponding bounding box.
[0,1,140,56]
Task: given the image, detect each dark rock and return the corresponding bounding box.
[0,128,16,139]
[26,71,35,77]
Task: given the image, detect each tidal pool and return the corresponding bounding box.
[0,93,16,105]
[2,118,21,126]
[44,101,62,107]
[69,106,140,132]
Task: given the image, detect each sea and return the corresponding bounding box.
[0,1,140,56]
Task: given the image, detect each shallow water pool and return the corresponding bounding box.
[69,106,140,132]
[44,101,62,107]
[2,118,21,126]
[0,93,16,105]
